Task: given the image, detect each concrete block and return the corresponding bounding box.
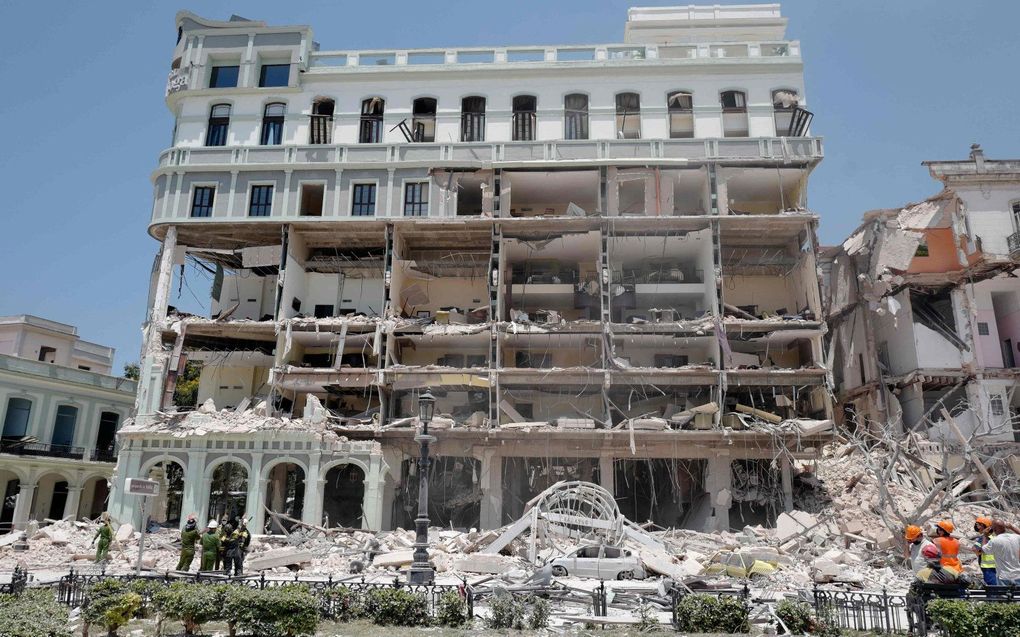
[374,550,415,568]
[115,524,134,543]
[811,558,841,583]
[775,511,817,542]
[246,547,316,571]
[452,553,514,575]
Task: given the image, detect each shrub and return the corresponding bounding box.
[218,584,251,637]
[82,580,143,637]
[636,600,661,632]
[775,599,813,634]
[674,594,750,634]
[485,593,525,630]
[527,595,550,629]
[363,587,430,627]
[152,582,221,636]
[435,590,469,627]
[927,599,1020,637]
[126,578,165,618]
[0,589,72,637]
[323,586,366,623]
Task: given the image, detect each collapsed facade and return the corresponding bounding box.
[0,315,136,531]
[825,146,1020,443]
[108,5,833,535]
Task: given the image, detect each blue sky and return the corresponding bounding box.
[0,1,1018,370]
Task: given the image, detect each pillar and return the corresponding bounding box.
[363,455,385,531]
[12,483,37,531]
[780,456,794,512]
[598,456,615,496]
[244,453,264,526]
[107,448,143,525]
[179,450,207,524]
[705,454,732,532]
[63,485,84,521]
[255,479,270,533]
[479,451,502,529]
[302,452,323,526]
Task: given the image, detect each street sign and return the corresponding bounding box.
[126,478,160,497]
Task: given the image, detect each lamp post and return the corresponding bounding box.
[408,390,436,584]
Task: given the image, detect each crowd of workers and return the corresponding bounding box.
[905,517,1020,587]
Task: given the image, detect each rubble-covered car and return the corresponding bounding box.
[704,552,778,579]
[545,545,647,580]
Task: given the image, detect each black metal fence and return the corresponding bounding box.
[0,566,29,595]
[813,586,910,634]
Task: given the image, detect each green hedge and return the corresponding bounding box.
[674,594,751,634]
[928,599,1020,637]
[0,589,72,637]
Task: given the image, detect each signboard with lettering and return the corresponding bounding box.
[126,478,160,497]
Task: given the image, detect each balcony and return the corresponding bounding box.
[1,440,86,461]
[0,353,137,394]
[1009,231,1020,261]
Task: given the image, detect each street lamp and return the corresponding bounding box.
[408,390,436,584]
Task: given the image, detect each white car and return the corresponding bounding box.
[548,545,647,580]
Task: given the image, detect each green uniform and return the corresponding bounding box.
[177,528,200,570]
[199,531,220,571]
[93,523,112,562]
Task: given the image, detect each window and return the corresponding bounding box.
[258,63,290,88]
[191,186,215,218]
[313,304,334,319]
[564,93,589,140]
[720,90,748,137]
[978,322,990,336]
[51,405,77,449]
[299,184,324,217]
[615,92,641,139]
[1,398,31,439]
[260,102,285,145]
[404,182,429,216]
[461,96,486,142]
[38,346,56,362]
[1012,201,1020,231]
[209,65,239,88]
[991,395,1005,417]
[667,91,694,138]
[359,97,384,143]
[310,99,334,144]
[96,412,119,454]
[412,97,437,142]
[205,104,230,146]
[772,89,799,136]
[914,239,929,257]
[249,185,273,217]
[512,95,537,141]
[352,183,377,216]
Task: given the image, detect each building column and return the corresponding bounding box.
[12,483,37,531]
[179,450,207,524]
[255,479,270,533]
[302,452,323,526]
[244,452,264,526]
[705,454,732,533]
[363,455,385,531]
[107,448,143,524]
[598,456,615,495]
[780,456,794,512]
[479,451,502,529]
[63,485,84,521]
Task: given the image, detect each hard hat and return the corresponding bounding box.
[208,520,218,529]
[976,516,993,528]
[936,520,955,535]
[921,544,941,560]
[904,525,923,541]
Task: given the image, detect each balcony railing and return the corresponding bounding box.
[1009,231,1020,261]
[1,440,86,460]
[91,448,118,463]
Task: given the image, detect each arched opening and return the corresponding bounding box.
[263,462,305,533]
[260,102,286,145]
[208,461,248,523]
[81,476,109,521]
[147,460,185,526]
[310,98,335,144]
[322,463,365,529]
[31,472,70,522]
[720,90,748,137]
[206,104,231,147]
[615,92,641,139]
[0,470,20,532]
[667,91,694,138]
[772,89,799,136]
[412,98,437,142]
[564,93,589,140]
[512,95,537,141]
[359,97,385,143]
[460,96,486,142]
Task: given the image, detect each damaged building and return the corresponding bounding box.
[825,145,1020,443]
[108,4,834,535]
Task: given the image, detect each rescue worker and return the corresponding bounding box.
[915,544,965,585]
[214,515,228,570]
[984,521,1020,586]
[904,525,935,572]
[222,523,244,576]
[973,516,997,586]
[91,513,113,563]
[236,518,252,574]
[199,520,220,571]
[176,515,200,571]
[932,520,962,571]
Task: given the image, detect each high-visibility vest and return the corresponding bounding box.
[934,536,962,570]
[979,534,997,569]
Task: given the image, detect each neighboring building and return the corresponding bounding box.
[109,5,833,534]
[825,145,1020,442]
[0,315,137,531]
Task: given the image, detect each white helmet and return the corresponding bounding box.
[207,520,218,529]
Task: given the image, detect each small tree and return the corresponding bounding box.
[172,361,202,407]
[122,363,140,380]
[152,582,220,636]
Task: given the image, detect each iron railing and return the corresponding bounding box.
[1009,231,1020,259]
[0,440,84,460]
[0,566,29,595]
[813,586,910,634]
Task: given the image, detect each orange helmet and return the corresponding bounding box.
[904,525,923,541]
[976,516,993,528]
[936,520,955,535]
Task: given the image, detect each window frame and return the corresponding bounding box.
[460,95,486,142]
[297,180,327,217]
[412,97,438,142]
[51,403,79,449]
[205,103,231,147]
[260,102,286,145]
[208,64,240,89]
[309,98,335,144]
[247,183,275,217]
[614,91,642,139]
[189,184,217,218]
[402,179,430,217]
[720,90,749,137]
[258,63,291,88]
[771,88,800,137]
[359,97,385,143]
[563,92,590,141]
[1,396,32,440]
[511,94,537,142]
[350,181,379,217]
[667,90,695,139]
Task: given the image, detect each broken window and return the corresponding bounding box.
[564,93,589,140]
[614,459,706,528]
[403,182,428,216]
[95,411,118,456]
[720,90,748,137]
[258,63,290,88]
[512,95,537,141]
[205,104,230,146]
[260,102,285,145]
[461,96,486,142]
[249,184,273,217]
[615,92,641,139]
[309,98,334,144]
[1,397,31,440]
[772,89,799,137]
[359,97,384,143]
[323,463,364,528]
[149,461,184,525]
[914,239,929,257]
[991,395,1006,417]
[264,462,305,533]
[412,97,437,142]
[38,346,56,363]
[352,183,376,216]
[51,405,77,450]
[208,461,248,521]
[209,65,239,89]
[667,91,694,138]
[191,186,215,218]
[393,457,481,530]
[299,183,324,216]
